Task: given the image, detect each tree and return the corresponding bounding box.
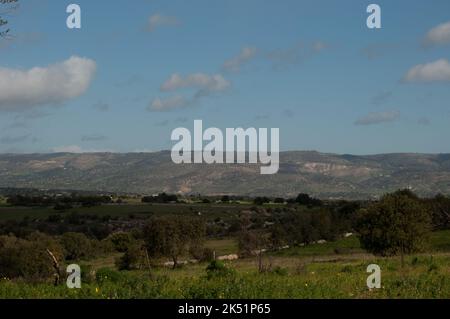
[269,224,287,249]
[0,233,63,281]
[425,194,450,230]
[115,240,147,271]
[107,232,135,253]
[59,232,92,260]
[143,216,205,269]
[253,196,270,205]
[0,0,19,38]
[295,193,322,206]
[238,229,268,272]
[357,191,431,266]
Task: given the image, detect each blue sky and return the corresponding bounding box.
[0,0,450,154]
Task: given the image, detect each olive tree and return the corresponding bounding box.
[357,190,431,266]
[143,216,205,269]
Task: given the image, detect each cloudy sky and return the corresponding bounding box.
[1,0,450,154]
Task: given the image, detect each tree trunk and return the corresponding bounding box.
[172,256,178,269]
[143,247,152,278]
[46,249,60,286]
[400,243,405,268]
[258,248,263,273]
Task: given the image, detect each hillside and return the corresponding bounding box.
[1,151,450,199]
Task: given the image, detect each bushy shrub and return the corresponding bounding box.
[107,232,134,253]
[59,232,92,260]
[95,267,124,284]
[115,241,147,271]
[0,234,61,281]
[205,260,235,279]
[357,191,431,257]
[80,264,95,284]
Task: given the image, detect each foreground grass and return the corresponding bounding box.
[0,253,448,299]
[1,231,448,299]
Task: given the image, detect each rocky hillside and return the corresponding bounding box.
[0,151,450,199]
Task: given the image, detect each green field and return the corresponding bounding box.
[0,230,448,299]
[0,203,246,221]
[0,200,449,299]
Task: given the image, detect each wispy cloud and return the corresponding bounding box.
[222,47,258,72]
[147,14,180,32]
[148,95,188,112]
[423,21,450,47]
[160,73,230,94]
[355,111,400,126]
[361,43,397,60]
[267,41,327,70]
[149,73,231,111]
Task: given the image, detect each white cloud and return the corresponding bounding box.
[267,41,327,69]
[147,14,180,32]
[222,47,257,72]
[150,73,231,111]
[423,21,450,46]
[0,56,96,112]
[403,59,450,83]
[355,111,400,126]
[51,145,113,153]
[148,95,188,112]
[160,73,230,93]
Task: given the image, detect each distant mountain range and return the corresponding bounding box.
[0,151,450,199]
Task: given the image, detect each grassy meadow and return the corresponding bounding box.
[0,230,448,299]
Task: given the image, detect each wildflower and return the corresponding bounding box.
[95,287,100,293]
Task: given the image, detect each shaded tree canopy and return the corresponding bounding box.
[357,191,432,257]
[142,216,205,268]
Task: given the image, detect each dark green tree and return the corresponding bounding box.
[0,233,63,281]
[295,193,322,206]
[59,232,92,261]
[143,216,205,269]
[115,240,147,271]
[357,191,431,266]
